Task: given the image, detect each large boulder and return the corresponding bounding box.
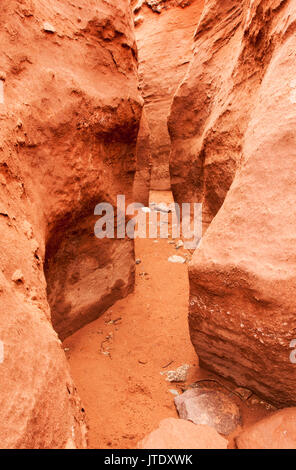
[236,408,296,449]
[0,0,142,447]
[172,0,296,406]
[175,388,241,435]
[138,417,228,449]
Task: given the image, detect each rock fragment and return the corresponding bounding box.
[174,388,241,435]
[161,364,190,382]
[12,270,24,284]
[168,255,185,264]
[43,22,56,33]
[175,240,183,249]
[138,418,228,449]
[236,408,296,449]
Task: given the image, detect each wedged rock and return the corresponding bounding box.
[169,0,296,406]
[236,408,296,449]
[138,418,228,449]
[175,388,241,435]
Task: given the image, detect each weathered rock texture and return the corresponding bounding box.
[138,417,228,449]
[175,388,241,435]
[133,0,204,190]
[169,0,296,405]
[0,0,142,448]
[236,408,296,449]
[133,108,152,205]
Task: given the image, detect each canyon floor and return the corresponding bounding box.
[63,191,272,449]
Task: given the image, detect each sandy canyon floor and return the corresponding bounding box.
[64,191,272,449]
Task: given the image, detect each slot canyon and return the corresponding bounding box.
[1,0,296,451]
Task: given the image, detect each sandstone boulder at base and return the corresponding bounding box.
[236,408,296,449]
[175,388,241,435]
[138,418,228,449]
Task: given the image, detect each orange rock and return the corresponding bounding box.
[134,0,204,190]
[133,108,152,205]
[0,0,142,447]
[169,0,296,405]
[138,418,228,449]
[236,408,296,449]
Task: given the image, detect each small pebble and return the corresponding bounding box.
[43,22,56,33]
[168,255,186,264]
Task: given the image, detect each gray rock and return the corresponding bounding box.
[174,388,241,435]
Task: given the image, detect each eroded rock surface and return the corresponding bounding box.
[133,0,204,190]
[170,0,296,405]
[0,0,142,448]
[175,388,241,435]
[236,408,296,449]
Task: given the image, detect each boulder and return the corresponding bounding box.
[175,388,241,435]
[138,418,228,449]
[236,408,296,449]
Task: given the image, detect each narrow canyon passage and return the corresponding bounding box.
[63,191,271,449]
[2,0,296,451]
[63,191,199,448]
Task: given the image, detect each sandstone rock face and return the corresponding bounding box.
[0,0,142,448]
[175,388,241,435]
[172,0,296,405]
[138,417,228,449]
[133,108,152,205]
[169,0,284,226]
[236,408,296,449]
[133,0,204,190]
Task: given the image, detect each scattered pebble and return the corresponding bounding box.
[135,259,141,265]
[12,269,24,283]
[150,202,171,213]
[168,389,180,396]
[168,255,186,264]
[175,240,184,249]
[43,22,56,33]
[160,364,190,382]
